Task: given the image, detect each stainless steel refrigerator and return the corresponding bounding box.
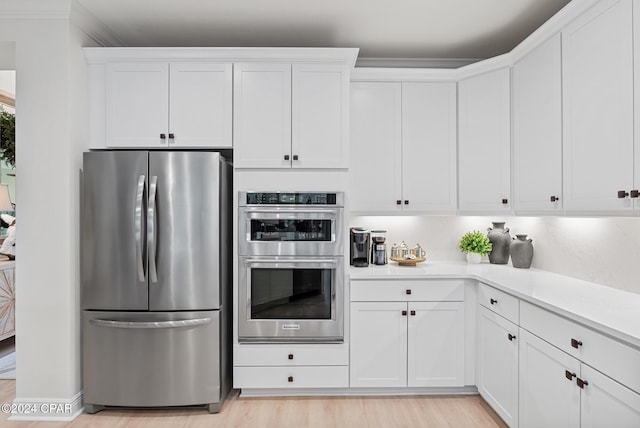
[81,151,231,413]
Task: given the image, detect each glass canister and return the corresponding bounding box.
[412,243,425,259]
[391,243,399,259]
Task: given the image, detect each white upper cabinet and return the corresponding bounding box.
[349,79,457,213]
[512,34,563,213]
[105,62,232,148]
[458,68,511,213]
[234,63,349,169]
[562,0,635,212]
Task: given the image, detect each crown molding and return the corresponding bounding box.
[351,67,457,83]
[355,57,480,69]
[70,1,124,47]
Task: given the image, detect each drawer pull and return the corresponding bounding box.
[402,310,407,316]
[550,195,559,202]
[508,333,516,341]
[284,155,290,161]
[490,298,498,305]
[406,289,412,295]
[577,378,588,389]
[631,190,640,198]
[565,370,576,381]
[288,354,294,360]
[396,200,402,205]
[288,376,294,383]
[410,310,416,316]
[571,338,583,349]
[618,190,629,199]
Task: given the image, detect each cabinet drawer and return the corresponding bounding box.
[233,366,349,389]
[350,279,465,302]
[234,344,348,366]
[478,283,519,323]
[520,301,640,394]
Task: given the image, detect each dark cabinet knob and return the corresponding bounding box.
[618,190,629,198]
[630,190,639,198]
[508,333,516,341]
[565,370,576,381]
[287,376,293,383]
[402,310,407,316]
[288,354,294,360]
[550,196,559,202]
[406,289,412,295]
[490,298,498,305]
[404,200,409,205]
[160,133,166,139]
[168,133,175,139]
[577,378,589,389]
[410,310,416,316]
[571,338,582,349]
[293,155,299,161]
[284,155,290,161]
[502,199,508,204]
[396,200,402,205]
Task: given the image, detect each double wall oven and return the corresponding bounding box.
[238,191,344,342]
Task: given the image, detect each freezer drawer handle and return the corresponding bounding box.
[148,176,159,283]
[90,317,212,329]
[135,175,146,282]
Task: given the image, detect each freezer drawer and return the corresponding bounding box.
[83,310,221,410]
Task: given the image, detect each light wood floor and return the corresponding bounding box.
[0,381,507,427]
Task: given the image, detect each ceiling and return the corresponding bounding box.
[77,0,572,61]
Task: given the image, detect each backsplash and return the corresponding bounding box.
[350,215,640,295]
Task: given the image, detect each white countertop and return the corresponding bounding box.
[349,261,640,349]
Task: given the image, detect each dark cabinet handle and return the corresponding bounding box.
[502,199,508,204]
[293,155,299,161]
[508,333,516,341]
[288,354,294,360]
[406,289,412,295]
[284,155,290,161]
[631,190,639,198]
[402,310,407,316]
[490,298,498,305]
[404,200,409,205]
[396,200,402,205]
[410,310,416,316]
[571,338,582,349]
[550,196,559,202]
[160,133,166,139]
[618,190,629,198]
[565,370,576,381]
[168,133,175,139]
[577,378,588,389]
[287,376,293,383]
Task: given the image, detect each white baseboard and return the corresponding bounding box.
[8,391,83,421]
[239,386,479,398]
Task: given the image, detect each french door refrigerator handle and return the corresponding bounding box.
[89,317,212,329]
[135,175,146,282]
[148,175,159,283]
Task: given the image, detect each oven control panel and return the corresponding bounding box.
[243,192,343,206]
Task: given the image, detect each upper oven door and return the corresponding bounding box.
[238,206,344,256]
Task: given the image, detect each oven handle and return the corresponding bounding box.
[243,208,338,216]
[244,258,339,266]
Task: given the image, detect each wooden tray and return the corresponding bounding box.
[390,256,426,266]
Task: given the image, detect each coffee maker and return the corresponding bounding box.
[370,230,387,265]
[350,227,370,267]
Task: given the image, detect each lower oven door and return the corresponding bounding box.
[238,256,344,342]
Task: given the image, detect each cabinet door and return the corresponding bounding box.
[513,34,562,212]
[350,302,407,387]
[169,63,232,148]
[401,82,457,213]
[562,0,634,212]
[580,365,640,428]
[458,68,511,212]
[519,329,580,428]
[408,301,464,387]
[234,63,292,168]
[292,64,348,168]
[106,63,169,147]
[477,307,518,427]
[349,82,402,212]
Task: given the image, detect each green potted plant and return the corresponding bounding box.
[459,230,492,263]
[0,109,15,168]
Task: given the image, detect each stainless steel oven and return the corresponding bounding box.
[238,192,344,342]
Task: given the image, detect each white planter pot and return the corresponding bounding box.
[466,252,482,264]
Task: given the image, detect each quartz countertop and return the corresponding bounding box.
[349,261,640,349]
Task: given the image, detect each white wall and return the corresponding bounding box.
[351,215,640,294]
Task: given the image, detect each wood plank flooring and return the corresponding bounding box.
[0,381,507,428]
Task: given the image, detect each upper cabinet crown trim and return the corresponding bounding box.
[84,47,360,67]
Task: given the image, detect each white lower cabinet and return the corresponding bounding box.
[350,283,465,388]
[519,328,640,428]
[477,306,519,427]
